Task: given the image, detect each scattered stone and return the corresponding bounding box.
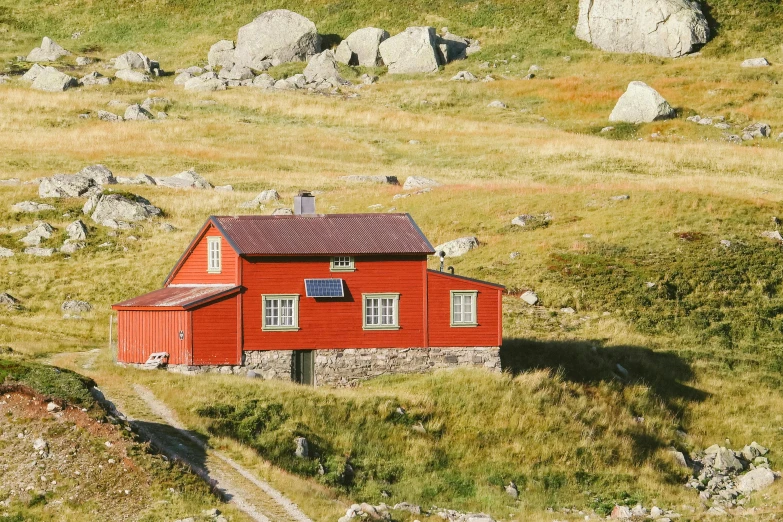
[60,241,85,254]
[20,222,54,246]
[160,223,178,233]
[66,220,88,241]
[33,437,48,454]
[609,81,674,123]
[610,505,632,519]
[240,189,281,208]
[156,170,212,189]
[403,176,439,190]
[509,252,520,259]
[505,481,518,498]
[12,201,55,213]
[234,9,321,69]
[61,300,92,313]
[761,230,783,242]
[294,437,309,458]
[560,307,576,314]
[79,71,111,86]
[451,71,477,81]
[218,64,254,81]
[610,194,630,201]
[75,56,93,66]
[272,208,293,215]
[27,37,71,62]
[174,72,194,85]
[437,31,480,62]
[90,194,161,223]
[0,293,20,307]
[115,51,159,74]
[303,49,346,85]
[115,69,152,83]
[487,100,507,109]
[393,502,421,515]
[575,0,709,58]
[600,126,615,133]
[46,402,61,412]
[97,110,122,122]
[742,122,771,139]
[184,72,227,92]
[39,173,98,198]
[335,27,390,67]
[0,247,14,258]
[124,104,154,121]
[435,237,479,257]
[511,213,551,228]
[251,73,276,89]
[741,57,770,68]
[379,27,441,74]
[24,247,55,257]
[31,66,77,92]
[215,185,233,192]
[521,291,539,305]
[341,175,398,185]
[737,468,775,493]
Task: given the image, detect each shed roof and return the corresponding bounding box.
[211,214,435,256]
[112,285,239,310]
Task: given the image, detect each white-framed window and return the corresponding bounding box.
[330,256,355,272]
[363,293,400,330]
[262,295,300,331]
[207,237,222,274]
[451,291,478,327]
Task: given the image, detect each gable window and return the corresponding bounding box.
[207,237,222,274]
[330,256,355,272]
[262,295,300,331]
[451,291,478,327]
[363,293,400,330]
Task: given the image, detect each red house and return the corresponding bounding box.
[113,194,503,385]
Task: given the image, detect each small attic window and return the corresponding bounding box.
[330,256,355,272]
[207,237,222,274]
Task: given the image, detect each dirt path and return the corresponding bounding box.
[89,381,313,522]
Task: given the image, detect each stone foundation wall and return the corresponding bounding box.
[126,346,500,386]
[314,347,500,387]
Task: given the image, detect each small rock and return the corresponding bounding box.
[294,437,309,458]
[560,307,576,314]
[610,194,630,201]
[520,291,539,305]
[451,70,477,81]
[46,402,61,412]
[600,126,615,133]
[487,100,507,109]
[403,176,439,190]
[434,236,479,257]
[741,57,770,68]
[505,481,518,498]
[761,230,783,242]
[61,300,92,313]
[610,505,631,519]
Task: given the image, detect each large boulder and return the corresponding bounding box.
[575,0,709,58]
[39,174,96,198]
[114,51,159,73]
[303,50,344,85]
[78,165,116,185]
[27,37,70,62]
[609,81,674,123]
[124,104,154,121]
[90,194,161,223]
[234,10,321,69]
[31,67,77,92]
[435,236,479,257]
[437,31,478,63]
[21,63,45,82]
[209,40,236,68]
[738,468,776,493]
[379,27,441,74]
[335,27,390,67]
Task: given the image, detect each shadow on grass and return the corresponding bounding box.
[500,337,709,417]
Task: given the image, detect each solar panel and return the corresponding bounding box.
[305,279,344,298]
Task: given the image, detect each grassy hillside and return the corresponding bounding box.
[2,0,783,519]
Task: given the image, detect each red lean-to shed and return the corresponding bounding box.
[113,194,504,385]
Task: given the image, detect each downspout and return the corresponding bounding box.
[423,259,429,349]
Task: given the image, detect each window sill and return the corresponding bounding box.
[362,325,401,331]
[262,327,300,332]
[207,269,222,274]
[330,267,356,272]
[450,323,478,328]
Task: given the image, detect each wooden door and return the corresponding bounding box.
[293,350,315,386]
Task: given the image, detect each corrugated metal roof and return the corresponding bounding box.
[113,285,239,309]
[212,214,435,255]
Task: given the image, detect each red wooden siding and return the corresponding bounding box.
[116,310,192,364]
[426,271,502,347]
[192,294,240,365]
[242,255,427,351]
[169,223,238,285]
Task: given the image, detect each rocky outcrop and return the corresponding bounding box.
[11,201,55,213]
[31,67,77,92]
[27,37,70,62]
[379,27,441,74]
[335,27,390,67]
[435,236,479,257]
[575,0,710,58]
[234,10,321,70]
[609,81,674,123]
[90,194,161,224]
